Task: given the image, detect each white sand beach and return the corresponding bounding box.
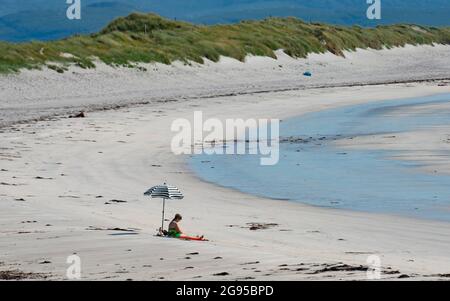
[1,45,450,280]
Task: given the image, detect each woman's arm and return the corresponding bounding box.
[175,223,183,234]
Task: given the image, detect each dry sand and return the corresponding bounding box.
[1,45,450,280]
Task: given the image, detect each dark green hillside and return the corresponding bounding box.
[1,13,449,73]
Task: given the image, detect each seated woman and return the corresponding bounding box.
[168,214,206,241]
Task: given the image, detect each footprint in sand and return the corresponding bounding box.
[213,272,230,276]
[34,176,53,180]
[240,261,260,265]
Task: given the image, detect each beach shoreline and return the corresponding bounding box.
[188,92,450,222]
[1,44,450,128]
[1,46,450,280]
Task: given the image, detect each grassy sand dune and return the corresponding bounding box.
[1,13,450,73]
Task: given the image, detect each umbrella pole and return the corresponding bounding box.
[161,198,166,231]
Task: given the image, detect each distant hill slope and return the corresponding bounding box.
[0,2,136,42]
[0,13,449,74]
[0,0,449,42]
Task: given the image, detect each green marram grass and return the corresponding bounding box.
[1,13,449,74]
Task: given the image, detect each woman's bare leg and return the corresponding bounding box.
[179,234,205,241]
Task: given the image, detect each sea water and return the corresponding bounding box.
[189,93,450,222]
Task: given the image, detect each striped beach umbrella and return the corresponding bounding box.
[144,183,184,231]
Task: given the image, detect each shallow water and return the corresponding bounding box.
[189,93,450,222]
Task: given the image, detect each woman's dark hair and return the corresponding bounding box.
[174,213,182,221]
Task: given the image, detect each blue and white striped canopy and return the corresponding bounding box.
[144,184,184,200]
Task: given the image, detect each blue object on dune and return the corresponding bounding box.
[303,71,312,77]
